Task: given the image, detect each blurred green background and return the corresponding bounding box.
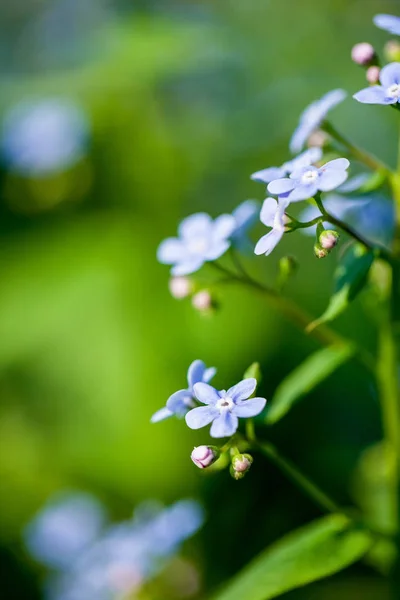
[0,0,399,598]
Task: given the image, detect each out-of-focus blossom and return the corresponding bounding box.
[351,43,376,66]
[151,359,216,423]
[373,14,400,36]
[290,89,347,153]
[231,200,260,252]
[251,148,322,184]
[185,378,266,438]
[354,62,400,104]
[1,99,89,176]
[254,197,289,256]
[24,492,106,570]
[267,158,350,202]
[192,290,214,312]
[157,213,236,276]
[168,276,193,299]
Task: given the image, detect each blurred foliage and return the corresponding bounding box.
[1,0,400,598]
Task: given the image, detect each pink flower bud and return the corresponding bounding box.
[319,230,339,250]
[192,290,213,312]
[313,243,329,259]
[231,453,253,480]
[307,130,329,149]
[366,66,381,84]
[351,42,376,66]
[191,445,219,469]
[168,276,192,299]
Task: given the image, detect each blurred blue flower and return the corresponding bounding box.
[157,213,236,276]
[231,199,260,252]
[151,359,216,423]
[251,147,323,184]
[185,378,266,438]
[353,63,400,105]
[267,158,350,202]
[254,197,289,256]
[299,193,395,248]
[290,89,347,153]
[374,14,400,35]
[24,492,106,570]
[1,99,89,176]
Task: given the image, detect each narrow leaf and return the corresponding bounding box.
[266,344,355,424]
[213,514,373,600]
[308,242,374,332]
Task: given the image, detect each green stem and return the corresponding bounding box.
[322,120,391,174]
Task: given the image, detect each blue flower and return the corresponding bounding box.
[267,158,350,203]
[254,197,289,256]
[374,14,400,36]
[185,378,266,438]
[353,62,400,105]
[290,89,347,154]
[151,359,216,423]
[157,213,236,276]
[231,199,260,252]
[251,147,323,184]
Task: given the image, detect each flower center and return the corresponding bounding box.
[387,84,400,99]
[187,236,209,255]
[301,169,319,184]
[216,396,234,411]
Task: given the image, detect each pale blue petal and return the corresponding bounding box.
[267,178,295,195]
[178,213,212,239]
[353,86,393,104]
[171,258,204,276]
[254,229,284,255]
[374,14,400,36]
[287,147,323,171]
[151,407,174,423]
[287,183,318,202]
[185,405,219,429]
[318,169,348,192]
[157,238,185,264]
[337,173,369,193]
[209,412,239,438]
[203,367,217,383]
[251,166,286,183]
[317,89,347,113]
[227,378,257,402]
[166,390,193,415]
[260,197,278,227]
[193,382,220,405]
[290,122,313,154]
[380,62,400,87]
[322,158,350,171]
[232,200,260,230]
[213,214,236,239]
[233,397,267,417]
[187,360,206,388]
[204,240,230,261]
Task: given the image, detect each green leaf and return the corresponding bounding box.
[307,242,374,332]
[266,344,355,425]
[213,514,373,600]
[243,362,262,386]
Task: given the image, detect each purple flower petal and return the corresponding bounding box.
[213,214,236,239]
[254,229,284,256]
[185,405,219,430]
[209,411,238,438]
[227,378,257,402]
[166,390,193,415]
[380,62,400,87]
[260,197,278,227]
[151,407,174,423]
[187,360,206,389]
[353,86,393,105]
[193,382,220,405]
[233,397,267,417]
[251,166,286,183]
[178,213,212,239]
[267,178,295,195]
[171,257,205,276]
[157,238,186,264]
[323,158,350,171]
[203,240,230,261]
[203,367,217,383]
[318,169,348,192]
[287,183,318,202]
[373,14,400,36]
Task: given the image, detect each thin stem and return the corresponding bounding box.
[322,120,391,174]
[255,440,340,514]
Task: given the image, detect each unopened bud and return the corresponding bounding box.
[366,66,380,84]
[384,40,400,62]
[307,130,329,149]
[192,290,214,312]
[230,453,253,480]
[351,42,376,66]
[169,276,193,299]
[319,230,339,250]
[191,445,220,469]
[314,243,329,259]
